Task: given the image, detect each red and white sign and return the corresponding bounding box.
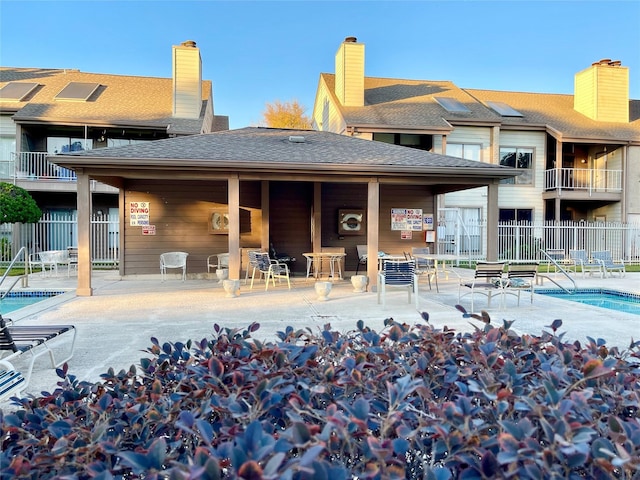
[142,225,156,235]
[130,201,150,226]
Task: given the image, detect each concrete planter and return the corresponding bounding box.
[351,275,368,293]
[216,268,229,284]
[314,281,332,301]
[222,279,240,298]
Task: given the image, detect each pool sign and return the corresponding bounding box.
[142,225,156,235]
[130,201,150,226]
[391,208,423,231]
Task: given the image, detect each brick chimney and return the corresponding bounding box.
[574,59,629,123]
[335,36,365,107]
[172,40,202,119]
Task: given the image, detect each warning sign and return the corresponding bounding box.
[142,225,156,235]
[130,202,150,226]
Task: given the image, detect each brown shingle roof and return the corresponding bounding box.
[0,67,214,134]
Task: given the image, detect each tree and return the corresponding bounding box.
[0,182,42,224]
[262,99,311,129]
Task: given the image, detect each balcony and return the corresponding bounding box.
[543,168,622,201]
[0,152,117,193]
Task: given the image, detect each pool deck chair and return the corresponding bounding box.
[0,360,26,402]
[377,260,419,308]
[458,262,505,312]
[591,250,626,278]
[407,248,439,293]
[0,316,76,389]
[503,262,539,307]
[250,252,291,291]
[160,252,189,281]
[569,250,603,278]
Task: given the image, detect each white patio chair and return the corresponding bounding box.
[458,262,505,312]
[409,247,438,292]
[591,250,625,278]
[28,253,46,276]
[377,259,419,308]
[503,262,539,306]
[160,252,189,281]
[569,250,603,278]
[250,251,290,291]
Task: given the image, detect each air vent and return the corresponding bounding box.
[288,136,306,143]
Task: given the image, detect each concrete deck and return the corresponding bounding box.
[1,268,638,408]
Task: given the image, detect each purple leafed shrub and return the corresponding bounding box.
[1,315,639,479]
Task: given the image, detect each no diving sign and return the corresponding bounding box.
[130,201,150,226]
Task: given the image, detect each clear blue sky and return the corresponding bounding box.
[2,1,639,129]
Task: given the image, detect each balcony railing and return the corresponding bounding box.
[544,168,622,194]
[4,152,77,181]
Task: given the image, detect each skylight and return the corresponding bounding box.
[486,101,523,117]
[434,96,471,113]
[55,82,100,101]
[0,82,39,101]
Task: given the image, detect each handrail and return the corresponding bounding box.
[538,249,576,294]
[0,246,28,300]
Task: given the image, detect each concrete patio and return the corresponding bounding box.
[1,268,638,409]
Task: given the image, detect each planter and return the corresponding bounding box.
[314,281,332,301]
[222,279,240,298]
[351,275,368,293]
[216,268,229,284]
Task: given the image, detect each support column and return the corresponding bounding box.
[312,183,322,252]
[76,170,93,296]
[366,179,380,290]
[486,181,499,262]
[261,181,269,251]
[228,176,240,279]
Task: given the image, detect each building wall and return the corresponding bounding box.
[627,145,640,221]
[313,78,347,134]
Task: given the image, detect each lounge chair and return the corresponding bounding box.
[503,262,539,306]
[591,250,625,278]
[569,250,603,278]
[160,252,189,281]
[458,262,505,312]
[377,259,419,308]
[0,316,76,389]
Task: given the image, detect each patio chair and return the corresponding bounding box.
[545,248,575,275]
[591,250,626,278]
[503,262,539,306]
[250,252,291,291]
[207,252,229,273]
[458,262,505,312]
[244,250,263,284]
[67,247,78,277]
[377,259,419,308]
[355,245,367,275]
[407,247,438,292]
[569,249,603,278]
[28,253,46,277]
[160,252,189,281]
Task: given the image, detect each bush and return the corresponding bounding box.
[1,314,639,479]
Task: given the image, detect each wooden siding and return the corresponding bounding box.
[574,64,629,123]
[0,116,16,136]
[314,79,347,133]
[335,40,364,107]
[122,180,262,275]
[172,45,202,119]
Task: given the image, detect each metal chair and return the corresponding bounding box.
[569,250,603,278]
[503,262,539,306]
[355,245,367,275]
[591,250,625,277]
[377,259,419,308]
[458,262,505,312]
[160,252,189,281]
[250,252,291,291]
[409,247,439,292]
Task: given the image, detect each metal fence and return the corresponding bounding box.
[0,212,119,267]
[437,218,639,264]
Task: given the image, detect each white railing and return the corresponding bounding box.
[544,168,622,193]
[4,152,77,181]
[0,213,118,267]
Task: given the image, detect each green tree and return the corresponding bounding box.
[0,182,42,224]
[262,100,312,129]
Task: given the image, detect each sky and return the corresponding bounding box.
[1,1,639,130]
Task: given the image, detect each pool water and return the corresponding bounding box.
[0,292,64,315]
[538,289,640,316]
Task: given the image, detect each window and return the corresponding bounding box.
[55,82,100,101]
[499,147,533,184]
[373,133,432,151]
[499,209,532,223]
[434,97,471,113]
[446,143,481,161]
[47,137,93,154]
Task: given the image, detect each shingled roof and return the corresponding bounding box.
[52,127,518,179]
[0,67,225,134]
[320,73,640,143]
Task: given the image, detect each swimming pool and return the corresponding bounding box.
[0,291,65,315]
[537,289,640,316]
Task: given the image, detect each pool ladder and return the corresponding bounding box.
[537,249,576,294]
[0,247,29,300]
